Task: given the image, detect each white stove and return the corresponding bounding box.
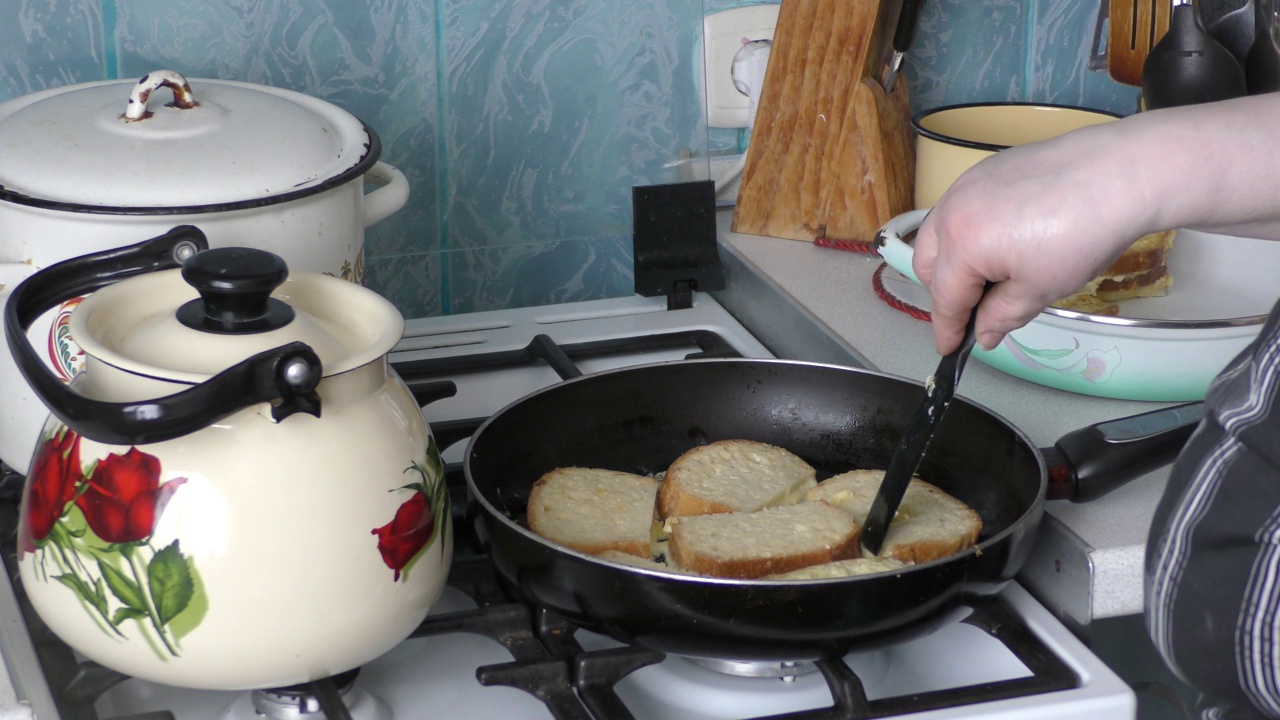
[0,292,1137,720]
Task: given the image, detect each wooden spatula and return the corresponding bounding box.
[1109,0,1174,86]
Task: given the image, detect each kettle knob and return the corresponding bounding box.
[177,247,296,334]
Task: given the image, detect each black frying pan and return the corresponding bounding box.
[464,359,1197,660]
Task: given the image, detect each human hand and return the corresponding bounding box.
[910,126,1154,355]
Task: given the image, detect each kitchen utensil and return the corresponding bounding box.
[0,69,411,474]
[1201,0,1256,63]
[861,288,980,555]
[4,228,449,690]
[912,103,1119,209]
[1246,0,1280,92]
[1108,0,1174,86]
[876,209,1277,401]
[465,358,1196,660]
[880,0,925,93]
[1142,0,1247,109]
[733,0,913,244]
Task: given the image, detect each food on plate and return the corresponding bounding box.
[1051,229,1175,315]
[807,469,982,564]
[657,439,816,519]
[527,467,660,558]
[666,501,860,579]
[766,556,911,580]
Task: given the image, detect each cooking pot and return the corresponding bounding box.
[912,103,1119,208]
[876,209,1272,401]
[3,227,449,690]
[0,69,411,473]
[465,358,1198,660]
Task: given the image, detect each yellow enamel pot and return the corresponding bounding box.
[912,103,1121,209]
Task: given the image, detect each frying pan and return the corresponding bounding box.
[464,359,1196,660]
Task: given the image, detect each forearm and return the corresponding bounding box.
[1117,93,1280,240]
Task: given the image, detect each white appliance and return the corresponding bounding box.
[0,291,1137,720]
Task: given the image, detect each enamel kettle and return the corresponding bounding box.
[3,227,450,690]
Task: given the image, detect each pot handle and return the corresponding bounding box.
[124,70,197,122]
[4,226,325,446]
[1044,401,1204,502]
[362,161,410,228]
[874,208,930,283]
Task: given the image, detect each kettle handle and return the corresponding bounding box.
[3,226,324,446]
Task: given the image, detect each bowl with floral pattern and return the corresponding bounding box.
[874,209,1277,401]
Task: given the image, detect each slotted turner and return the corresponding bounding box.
[1109,0,1174,86]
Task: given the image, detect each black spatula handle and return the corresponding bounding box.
[862,285,984,556]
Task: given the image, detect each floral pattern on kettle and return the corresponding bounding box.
[372,436,448,582]
[47,296,86,382]
[20,427,195,658]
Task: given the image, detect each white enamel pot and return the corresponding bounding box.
[0,70,410,473]
[3,227,448,690]
[875,209,1273,401]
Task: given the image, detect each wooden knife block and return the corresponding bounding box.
[732,0,915,244]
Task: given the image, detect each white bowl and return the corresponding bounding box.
[876,209,1278,401]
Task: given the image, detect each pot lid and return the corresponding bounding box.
[69,247,403,383]
[0,70,379,211]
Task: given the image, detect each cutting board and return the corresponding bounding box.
[731,0,915,245]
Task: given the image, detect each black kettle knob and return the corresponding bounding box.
[176,247,296,334]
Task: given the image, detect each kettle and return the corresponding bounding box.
[3,227,450,690]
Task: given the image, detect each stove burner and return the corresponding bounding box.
[685,657,820,679]
[244,669,390,720]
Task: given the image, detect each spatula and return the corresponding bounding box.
[862,289,984,556]
[1109,0,1174,86]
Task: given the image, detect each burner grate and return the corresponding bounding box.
[394,329,743,385]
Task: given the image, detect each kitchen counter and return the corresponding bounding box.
[714,210,1172,630]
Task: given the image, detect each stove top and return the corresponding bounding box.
[0,292,1137,720]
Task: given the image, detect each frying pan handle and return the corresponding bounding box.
[1044,402,1204,502]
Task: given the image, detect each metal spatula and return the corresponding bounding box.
[862,292,983,556]
[1109,0,1174,86]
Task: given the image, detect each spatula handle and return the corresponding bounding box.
[862,287,984,556]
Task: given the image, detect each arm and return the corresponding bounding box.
[914,92,1280,355]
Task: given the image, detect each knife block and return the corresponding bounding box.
[731,0,915,245]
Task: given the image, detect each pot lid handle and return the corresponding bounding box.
[177,248,296,334]
[3,227,324,446]
[124,69,197,122]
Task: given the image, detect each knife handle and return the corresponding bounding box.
[894,0,925,52]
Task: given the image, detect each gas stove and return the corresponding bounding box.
[0,284,1138,719]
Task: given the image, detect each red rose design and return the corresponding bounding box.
[372,490,435,580]
[76,447,185,544]
[20,428,84,554]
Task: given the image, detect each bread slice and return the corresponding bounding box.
[806,469,982,564]
[1051,229,1175,316]
[527,467,659,558]
[658,439,816,519]
[594,549,699,575]
[766,556,911,580]
[667,501,860,579]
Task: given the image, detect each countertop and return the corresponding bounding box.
[715,210,1172,629]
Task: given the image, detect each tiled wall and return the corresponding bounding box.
[0,0,1140,319]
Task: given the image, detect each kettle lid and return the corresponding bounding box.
[69,247,403,383]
